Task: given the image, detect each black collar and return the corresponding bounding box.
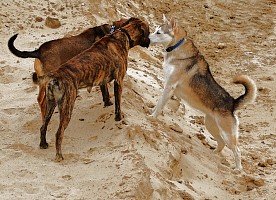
[166,38,185,52]
[118,28,134,47]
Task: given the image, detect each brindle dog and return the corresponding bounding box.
[8,19,127,120]
[38,17,150,161]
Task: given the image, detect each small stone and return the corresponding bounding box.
[169,123,183,133]
[217,43,227,49]
[196,133,206,140]
[266,158,275,165]
[45,16,61,29]
[253,178,265,187]
[35,16,43,22]
[258,161,269,167]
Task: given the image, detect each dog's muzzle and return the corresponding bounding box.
[140,37,150,48]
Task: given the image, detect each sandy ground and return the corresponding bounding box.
[0,0,275,199]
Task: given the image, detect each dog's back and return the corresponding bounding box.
[46,30,131,91]
[44,17,150,91]
[8,19,128,77]
[39,25,112,71]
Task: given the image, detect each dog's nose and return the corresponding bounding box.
[141,37,150,48]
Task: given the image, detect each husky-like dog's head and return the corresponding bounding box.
[149,15,187,47]
[149,15,174,45]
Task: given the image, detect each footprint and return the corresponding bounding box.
[2,107,25,115]
[6,143,34,154]
[0,66,21,84]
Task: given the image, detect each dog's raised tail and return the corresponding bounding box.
[233,75,257,110]
[8,34,40,58]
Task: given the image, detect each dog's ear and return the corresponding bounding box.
[169,17,176,29]
[162,14,168,23]
[169,17,178,33]
[115,18,128,28]
[140,22,150,48]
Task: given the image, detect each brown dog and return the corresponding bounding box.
[8,19,127,120]
[39,17,150,161]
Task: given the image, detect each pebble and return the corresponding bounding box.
[45,16,61,29]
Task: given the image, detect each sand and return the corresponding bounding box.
[0,0,275,199]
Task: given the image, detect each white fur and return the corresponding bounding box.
[149,15,251,170]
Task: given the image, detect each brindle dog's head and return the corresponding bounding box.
[120,17,150,48]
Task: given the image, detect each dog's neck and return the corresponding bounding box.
[118,28,134,47]
[166,38,185,52]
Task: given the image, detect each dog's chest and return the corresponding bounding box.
[162,56,176,75]
[162,56,187,81]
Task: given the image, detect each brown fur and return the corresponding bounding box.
[8,19,128,120]
[39,17,150,161]
[150,15,257,170]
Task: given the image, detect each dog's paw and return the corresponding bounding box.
[115,119,128,129]
[115,113,124,121]
[55,154,64,162]
[104,100,113,107]
[39,142,49,149]
[150,111,159,118]
[232,167,243,174]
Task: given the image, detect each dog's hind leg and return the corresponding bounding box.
[100,84,113,107]
[216,114,242,170]
[205,114,225,153]
[37,84,47,122]
[40,97,56,149]
[55,89,77,161]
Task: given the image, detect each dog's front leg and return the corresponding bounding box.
[114,80,123,121]
[100,84,113,107]
[151,79,177,118]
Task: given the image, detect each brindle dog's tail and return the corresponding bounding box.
[233,75,257,110]
[38,76,64,108]
[8,34,40,59]
[47,79,63,101]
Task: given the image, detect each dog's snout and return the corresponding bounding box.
[141,37,150,48]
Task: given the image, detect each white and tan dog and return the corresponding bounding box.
[149,15,257,170]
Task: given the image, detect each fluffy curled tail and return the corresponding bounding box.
[233,75,257,110]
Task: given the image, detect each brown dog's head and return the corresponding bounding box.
[120,17,150,48]
[112,18,128,30]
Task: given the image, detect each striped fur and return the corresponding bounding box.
[8,19,128,120]
[39,17,150,161]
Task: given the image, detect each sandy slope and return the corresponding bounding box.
[0,0,275,199]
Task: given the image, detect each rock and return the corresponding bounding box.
[196,133,206,140]
[35,16,43,22]
[217,43,227,49]
[169,123,183,133]
[258,158,275,167]
[45,16,61,29]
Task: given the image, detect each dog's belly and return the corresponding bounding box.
[79,74,113,89]
[174,84,210,114]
